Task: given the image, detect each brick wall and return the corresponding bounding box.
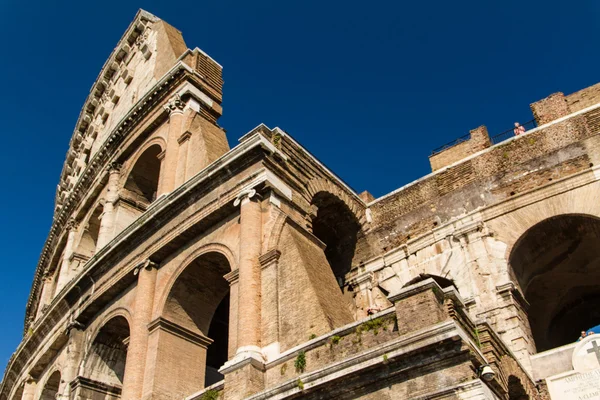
[429,126,491,171]
[566,82,600,113]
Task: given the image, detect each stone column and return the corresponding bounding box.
[56,219,79,293]
[157,94,185,197]
[121,260,158,400]
[97,163,121,249]
[21,376,37,400]
[36,273,55,319]
[235,189,262,353]
[61,322,84,400]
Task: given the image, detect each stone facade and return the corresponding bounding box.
[2,9,600,400]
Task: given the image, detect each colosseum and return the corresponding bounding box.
[2,9,600,400]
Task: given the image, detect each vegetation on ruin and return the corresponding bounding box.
[294,350,306,373]
[200,389,220,400]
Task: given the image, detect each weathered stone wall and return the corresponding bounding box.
[429,125,492,171]
[567,82,600,113]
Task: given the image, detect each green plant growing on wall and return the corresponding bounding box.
[330,335,342,346]
[200,389,220,400]
[280,363,287,375]
[309,333,316,340]
[474,327,481,348]
[295,350,306,373]
[272,132,282,148]
[297,379,304,390]
[382,354,389,364]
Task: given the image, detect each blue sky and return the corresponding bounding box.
[0,0,599,372]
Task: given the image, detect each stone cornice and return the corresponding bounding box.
[25,62,193,331]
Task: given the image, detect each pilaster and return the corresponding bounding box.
[97,163,121,249]
[62,321,85,400]
[157,94,185,197]
[260,249,281,358]
[121,260,158,400]
[21,376,37,400]
[221,189,265,400]
[55,219,79,293]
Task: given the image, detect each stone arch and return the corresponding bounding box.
[483,183,600,262]
[122,141,164,205]
[158,243,237,311]
[8,383,23,400]
[309,190,362,289]
[508,213,600,351]
[306,178,368,227]
[84,307,133,354]
[75,203,104,258]
[82,315,130,388]
[40,370,61,400]
[265,209,288,253]
[156,247,233,393]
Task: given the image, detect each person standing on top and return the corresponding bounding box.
[514,122,526,136]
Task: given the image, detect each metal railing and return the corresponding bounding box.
[431,133,471,155]
[490,119,537,145]
[431,119,538,155]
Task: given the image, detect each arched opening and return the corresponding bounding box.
[124,144,162,205]
[162,251,231,392]
[76,205,103,258]
[508,375,529,400]
[509,214,600,351]
[311,192,360,290]
[40,370,61,400]
[83,316,130,388]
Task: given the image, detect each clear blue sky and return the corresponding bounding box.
[0,0,599,372]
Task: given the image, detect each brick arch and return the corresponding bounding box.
[482,183,600,262]
[502,212,600,263]
[497,355,542,400]
[84,307,133,355]
[265,209,288,253]
[157,242,236,316]
[120,136,167,184]
[306,178,368,228]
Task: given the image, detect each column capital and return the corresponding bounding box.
[66,218,79,231]
[134,259,159,276]
[65,320,84,336]
[108,162,122,174]
[233,188,257,207]
[259,250,281,268]
[163,94,185,116]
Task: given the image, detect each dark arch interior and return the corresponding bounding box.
[40,370,61,400]
[205,295,230,387]
[508,376,529,400]
[509,214,600,351]
[124,144,162,204]
[84,316,130,387]
[164,252,230,387]
[311,192,360,289]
